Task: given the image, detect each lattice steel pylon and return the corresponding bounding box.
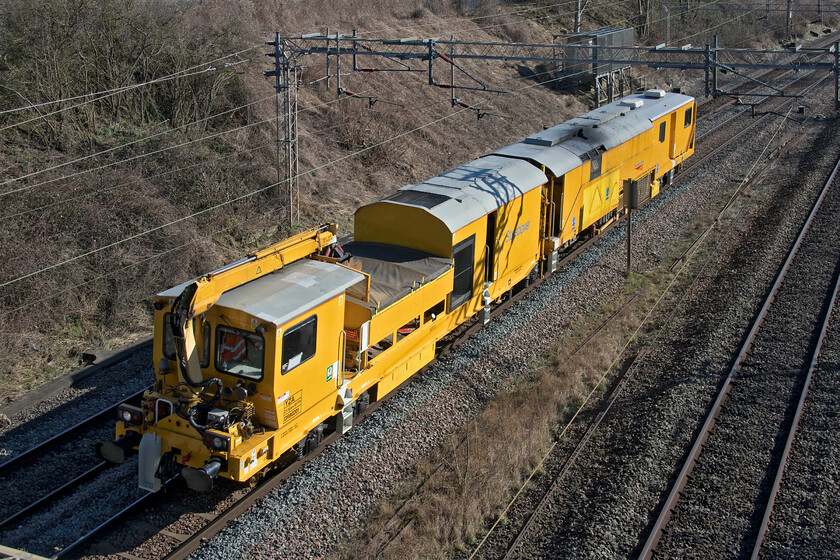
[266,33,301,227]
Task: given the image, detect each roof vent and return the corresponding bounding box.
[620,99,644,109]
[644,88,666,98]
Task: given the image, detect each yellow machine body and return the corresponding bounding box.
[105,90,696,491]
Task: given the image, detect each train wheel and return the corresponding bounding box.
[353,391,370,417]
[525,264,539,287]
[245,469,263,489]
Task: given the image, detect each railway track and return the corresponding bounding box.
[457,56,837,559]
[696,31,840,117]
[640,133,840,559]
[0,387,147,478]
[690,70,827,167]
[0,387,149,534]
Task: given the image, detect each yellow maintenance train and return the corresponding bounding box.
[99,89,696,492]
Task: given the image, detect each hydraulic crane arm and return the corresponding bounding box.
[170,223,338,386]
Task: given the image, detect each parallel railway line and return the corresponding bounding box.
[641,129,840,560]
[0,386,149,535]
[462,55,838,559]
[0,387,147,479]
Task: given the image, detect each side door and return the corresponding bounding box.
[276,296,345,429]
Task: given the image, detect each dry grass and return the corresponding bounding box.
[0,0,806,404]
[339,286,657,560]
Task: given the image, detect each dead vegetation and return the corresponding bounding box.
[0,1,820,403]
[342,282,661,559]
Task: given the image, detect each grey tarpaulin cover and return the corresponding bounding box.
[343,242,452,312]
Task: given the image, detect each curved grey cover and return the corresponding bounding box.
[383,155,547,233]
[492,91,694,177]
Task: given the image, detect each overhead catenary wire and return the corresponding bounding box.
[0,59,251,116]
[0,93,275,190]
[0,95,479,318]
[0,2,780,298]
[0,90,380,219]
[0,219,247,320]
[0,3,570,122]
[5,143,271,220]
[0,48,258,131]
[4,53,602,218]
[4,88,380,218]
[0,103,479,292]
[0,0,739,198]
[1,55,598,294]
[0,1,568,125]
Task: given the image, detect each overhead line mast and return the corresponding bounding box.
[262,30,840,229]
[265,33,301,228]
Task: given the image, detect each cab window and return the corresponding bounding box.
[216,326,264,380]
[659,122,666,143]
[282,315,317,374]
[684,107,693,128]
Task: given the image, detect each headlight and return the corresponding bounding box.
[203,430,231,452]
[117,404,143,426]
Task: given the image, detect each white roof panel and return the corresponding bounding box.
[159,259,365,328]
[492,91,693,176]
[384,155,547,233]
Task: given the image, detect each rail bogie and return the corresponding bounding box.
[99,89,696,491]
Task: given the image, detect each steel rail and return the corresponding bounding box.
[679,72,827,179]
[749,158,840,560]
[696,66,825,140]
[501,350,645,560]
[51,492,157,559]
[638,139,840,560]
[0,386,148,477]
[363,292,641,558]
[0,461,110,531]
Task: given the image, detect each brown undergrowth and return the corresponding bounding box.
[0,0,813,404]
